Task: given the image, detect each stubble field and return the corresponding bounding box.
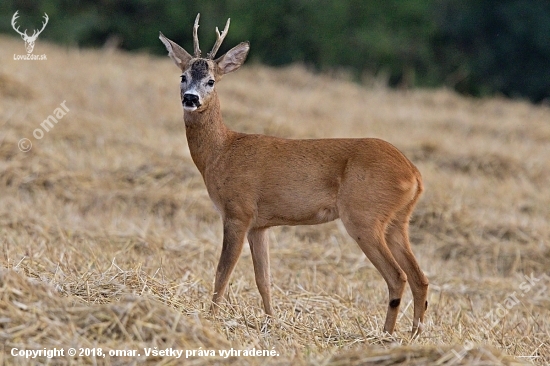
[1,35,549,365]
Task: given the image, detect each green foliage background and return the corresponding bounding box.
[1,0,549,102]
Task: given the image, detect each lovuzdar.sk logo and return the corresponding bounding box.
[11,10,48,60]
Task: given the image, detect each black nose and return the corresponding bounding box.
[183,93,200,106]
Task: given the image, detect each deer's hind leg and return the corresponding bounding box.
[385,202,429,336]
[339,204,408,334]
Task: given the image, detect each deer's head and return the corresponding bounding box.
[159,14,249,113]
[11,11,49,54]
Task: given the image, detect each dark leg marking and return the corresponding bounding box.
[389,298,401,308]
[425,300,428,310]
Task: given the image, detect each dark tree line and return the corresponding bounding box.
[1,0,549,103]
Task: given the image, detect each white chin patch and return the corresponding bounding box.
[184,105,198,112]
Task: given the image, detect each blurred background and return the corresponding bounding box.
[1,0,549,103]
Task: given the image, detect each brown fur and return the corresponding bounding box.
[159,17,428,335]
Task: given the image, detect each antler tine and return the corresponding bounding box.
[19,13,48,41]
[31,14,49,38]
[207,18,230,59]
[40,13,49,30]
[11,11,28,37]
[193,13,201,58]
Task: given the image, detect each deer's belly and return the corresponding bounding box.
[255,197,339,227]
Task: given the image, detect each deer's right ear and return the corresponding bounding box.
[159,32,192,70]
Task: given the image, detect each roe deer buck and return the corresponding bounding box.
[159,14,429,335]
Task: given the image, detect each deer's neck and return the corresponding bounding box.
[184,94,233,176]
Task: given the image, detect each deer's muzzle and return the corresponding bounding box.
[183,93,201,109]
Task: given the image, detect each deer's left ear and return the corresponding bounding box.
[159,32,193,70]
[215,42,250,75]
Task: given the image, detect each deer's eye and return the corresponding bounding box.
[181,75,187,83]
[207,79,215,87]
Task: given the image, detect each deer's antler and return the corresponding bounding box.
[11,11,28,39]
[207,18,230,59]
[30,13,49,40]
[193,13,201,58]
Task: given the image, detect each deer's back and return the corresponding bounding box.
[217,133,418,179]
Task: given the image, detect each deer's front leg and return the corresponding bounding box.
[247,228,274,316]
[210,218,248,315]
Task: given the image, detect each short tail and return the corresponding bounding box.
[410,170,424,207]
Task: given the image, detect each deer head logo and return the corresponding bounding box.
[11,11,49,54]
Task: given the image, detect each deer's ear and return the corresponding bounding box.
[159,32,193,70]
[215,42,249,75]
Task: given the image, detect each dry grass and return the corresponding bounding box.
[1,35,549,365]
